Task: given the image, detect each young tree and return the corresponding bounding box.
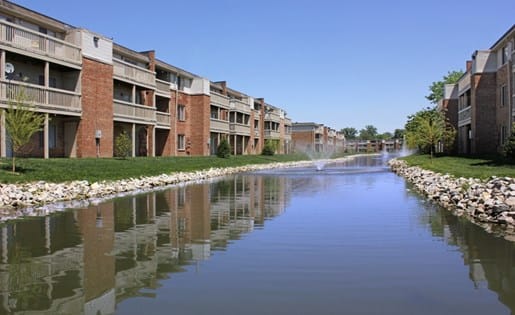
[114,130,132,158]
[262,140,276,156]
[4,87,45,173]
[216,138,231,158]
[426,70,464,104]
[503,124,515,160]
[405,107,456,161]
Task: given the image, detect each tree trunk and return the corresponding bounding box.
[11,155,16,174]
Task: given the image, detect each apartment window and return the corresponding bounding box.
[177,134,185,150]
[177,105,186,121]
[501,85,507,107]
[502,45,509,65]
[210,106,218,119]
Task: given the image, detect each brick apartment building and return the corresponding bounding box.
[0,1,294,158]
[440,25,515,155]
[291,122,344,153]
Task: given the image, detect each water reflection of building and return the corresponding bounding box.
[420,202,515,312]
[0,174,292,314]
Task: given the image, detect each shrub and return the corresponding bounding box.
[217,138,231,158]
[262,140,275,156]
[114,130,131,158]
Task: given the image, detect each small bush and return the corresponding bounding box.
[114,130,131,158]
[262,140,275,156]
[217,138,231,158]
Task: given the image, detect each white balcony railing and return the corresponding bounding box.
[156,79,171,94]
[230,100,251,114]
[0,81,81,114]
[210,118,230,132]
[211,92,230,107]
[156,111,170,127]
[230,123,251,135]
[265,112,281,123]
[458,106,472,127]
[0,20,81,64]
[113,59,155,87]
[264,130,280,139]
[113,100,156,123]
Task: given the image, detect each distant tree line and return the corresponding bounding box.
[340,126,405,141]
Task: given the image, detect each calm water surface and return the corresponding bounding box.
[1,155,515,314]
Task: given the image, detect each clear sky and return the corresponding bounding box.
[12,0,515,133]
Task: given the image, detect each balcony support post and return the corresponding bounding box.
[43,113,49,159]
[131,123,136,157]
[0,110,5,158]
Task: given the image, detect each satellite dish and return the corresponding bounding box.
[5,63,14,74]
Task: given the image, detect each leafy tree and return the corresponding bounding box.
[262,140,276,156]
[426,70,464,104]
[114,130,132,158]
[404,107,456,161]
[393,129,405,139]
[340,127,357,139]
[216,138,231,158]
[378,132,393,140]
[359,125,378,140]
[4,86,45,173]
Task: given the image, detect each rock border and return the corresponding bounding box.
[389,158,515,239]
[0,157,357,223]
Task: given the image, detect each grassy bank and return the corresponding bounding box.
[401,154,515,179]
[0,154,311,184]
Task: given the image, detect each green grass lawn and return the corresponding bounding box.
[401,154,515,179]
[0,154,312,184]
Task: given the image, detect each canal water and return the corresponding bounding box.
[0,155,514,314]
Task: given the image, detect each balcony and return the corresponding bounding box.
[458,106,471,127]
[230,99,251,114]
[0,81,81,115]
[113,59,155,88]
[230,123,251,135]
[210,118,230,133]
[0,20,81,65]
[264,130,280,139]
[155,79,171,95]
[113,99,156,124]
[265,111,281,123]
[211,92,230,107]
[156,111,170,129]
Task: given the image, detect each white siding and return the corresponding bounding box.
[76,29,113,65]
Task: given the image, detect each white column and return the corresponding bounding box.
[0,50,5,80]
[151,126,155,157]
[131,124,136,157]
[44,62,49,104]
[44,113,49,159]
[0,110,5,158]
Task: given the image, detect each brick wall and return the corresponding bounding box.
[471,72,497,154]
[496,63,511,152]
[77,58,114,157]
[189,94,210,156]
[441,98,459,154]
[292,130,314,152]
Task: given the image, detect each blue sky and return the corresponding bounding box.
[13,0,515,133]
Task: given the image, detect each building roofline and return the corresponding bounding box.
[490,24,515,50]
